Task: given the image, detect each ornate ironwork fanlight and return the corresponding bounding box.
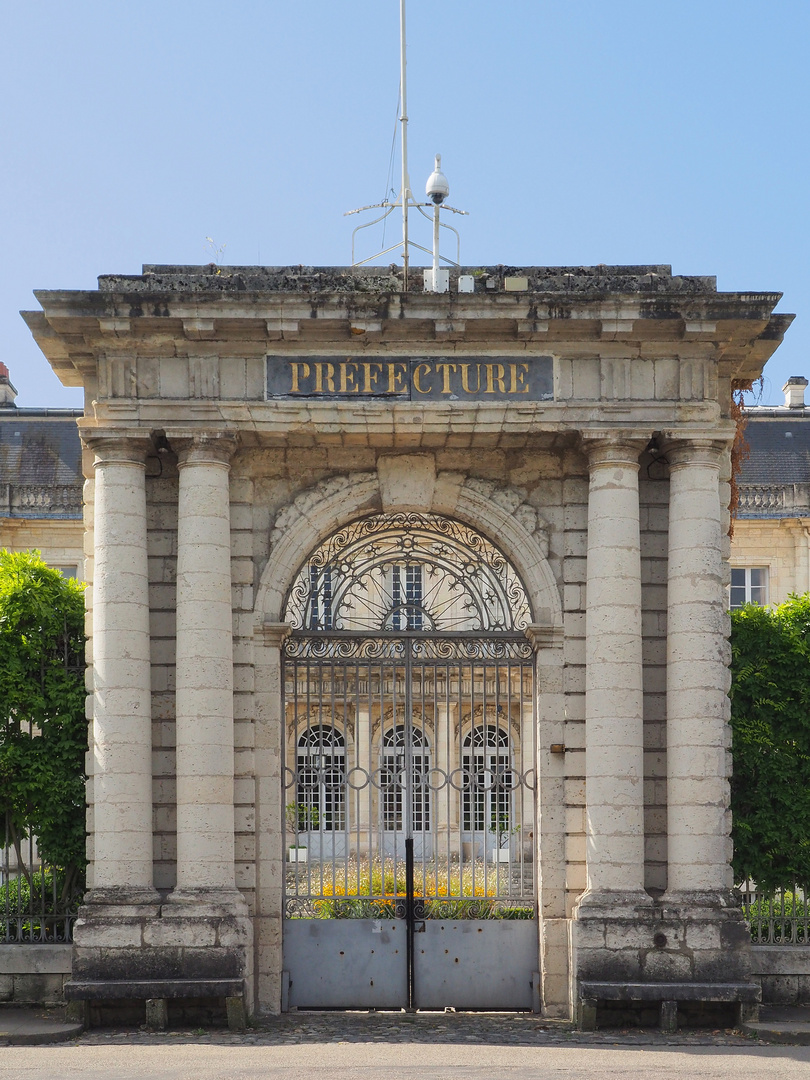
[283,512,532,633]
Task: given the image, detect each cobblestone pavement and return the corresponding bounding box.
[72,1010,763,1047]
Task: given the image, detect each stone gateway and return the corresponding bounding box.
[23,263,792,1028]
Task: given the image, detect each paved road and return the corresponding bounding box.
[4,1040,810,1080]
[4,1013,810,1080]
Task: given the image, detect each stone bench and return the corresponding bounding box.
[64,978,247,1031]
[578,981,761,1032]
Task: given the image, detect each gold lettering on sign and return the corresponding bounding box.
[510,363,530,393]
[485,364,507,394]
[386,363,407,394]
[363,363,382,393]
[339,362,357,393]
[272,356,546,396]
[437,363,458,394]
[314,363,336,393]
[289,362,310,393]
[459,364,481,394]
[413,363,432,394]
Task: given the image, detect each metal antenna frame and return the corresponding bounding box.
[344,0,467,287]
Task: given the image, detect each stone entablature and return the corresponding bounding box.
[26,264,789,404]
[24,264,792,1024]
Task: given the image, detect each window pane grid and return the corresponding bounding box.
[730,567,769,609]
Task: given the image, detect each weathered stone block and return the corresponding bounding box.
[685,922,722,951]
[73,919,144,949]
[642,950,692,981]
[226,994,247,1030]
[761,975,799,1004]
[143,920,218,949]
[145,997,168,1030]
[13,973,65,1003]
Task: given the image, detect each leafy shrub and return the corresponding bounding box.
[0,551,87,898]
[730,595,810,892]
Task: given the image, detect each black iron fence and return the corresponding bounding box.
[2,820,81,943]
[739,882,810,944]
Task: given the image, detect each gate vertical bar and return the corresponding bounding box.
[406,835,415,1010]
[404,638,415,1009]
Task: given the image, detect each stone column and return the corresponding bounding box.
[87,435,156,897]
[664,440,732,898]
[173,433,240,893]
[580,438,648,905]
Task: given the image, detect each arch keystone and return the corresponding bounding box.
[377,454,436,511]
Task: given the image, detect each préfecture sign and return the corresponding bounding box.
[265,355,553,401]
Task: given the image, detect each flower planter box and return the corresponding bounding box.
[288,847,308,863]
[490,848,511,863]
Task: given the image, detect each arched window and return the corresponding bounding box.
[295,725,346,832]
[381,726,430,833]
[462,726,512,838]
[285,512,532,633]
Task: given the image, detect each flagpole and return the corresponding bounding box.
[400,0,409,288]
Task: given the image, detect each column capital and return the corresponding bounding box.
[83,433,153,469]
[175,431,240,469]
[580,435,648,470]
[661,438,726,471]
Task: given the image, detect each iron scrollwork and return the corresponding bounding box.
[284,512,533,634]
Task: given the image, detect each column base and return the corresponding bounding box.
[658,889,753,984]
[570,889,756,1026]
[69,886,253,1024]
[573,888,654,915]
[571,888,656,984]
[81,885,163,908]
[164,886,250,918]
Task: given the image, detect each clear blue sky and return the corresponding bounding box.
[3,0,808,407]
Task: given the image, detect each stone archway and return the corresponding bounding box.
[250,457,566,1015]
[255,455,562,628]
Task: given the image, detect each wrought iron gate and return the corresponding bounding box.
[280,513,539,1010]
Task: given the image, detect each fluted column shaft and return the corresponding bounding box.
[90,436,154,890]
[665,440,731,896]
[174,434,238,890]
[583,438,647,898]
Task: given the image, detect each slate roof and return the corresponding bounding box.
[740,410,810,485]
[0,409,84,519]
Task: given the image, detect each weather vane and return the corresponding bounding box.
[344,0,468,292]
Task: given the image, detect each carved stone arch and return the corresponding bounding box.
[439,476,560,629]
[371,708,435,745]
[258,471,380,621]
[458,704,522,746]
[286,709,355,743]
[255,459,561,627]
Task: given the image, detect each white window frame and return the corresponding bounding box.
[729,566,769,609]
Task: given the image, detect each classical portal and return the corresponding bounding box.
[24,263,792,1025]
